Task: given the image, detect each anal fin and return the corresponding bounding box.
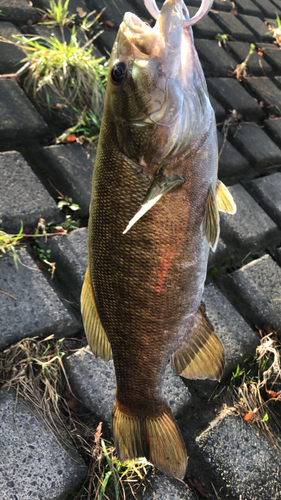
[171,305,225,381]
[81,268,112,360]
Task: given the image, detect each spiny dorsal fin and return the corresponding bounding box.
[216,180,236,214]
[171,305,225,381]
[201,187,220,251]
[81,268,112,360]
[123,169,184,234]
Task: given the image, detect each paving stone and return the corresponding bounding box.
[212,0,233,11]
[227,123,281,171]
[271,0,281,12]
[209,11,255,42]
[0,0,39,24]
[64,347,192,428]
[208,237,230,269]
[244,76,281,115]
[0,389,87,500]
[209,95,225,122]
[142,474,196,500]
[224,254,281,335]
[87,0,134,30]
[249,0,279,17]
[40,227,88,304]
[203,283,259,376]
[94,29,117,56]
[264,117,281,147]
[248,172,281,227]
[219,184,280,254]
[217,130,255,184]
[0,247,81,351]
[0,22,26,74]
[0,151,60,232]
[238,15,273,42]
[234,0,262,16]
[31,0,91,17]
[256,43,281,75]
[195,39,236,77]
[0,79,49,150]
[32,144,95,218]
[226,42,274,76]
[197,412,281,500]
[187,9,222,39]
[207,77,264,119]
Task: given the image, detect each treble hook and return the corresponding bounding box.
[144,0,214,27]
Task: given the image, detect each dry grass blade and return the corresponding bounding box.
[231,329,281,451]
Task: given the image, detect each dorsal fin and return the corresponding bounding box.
[216,180,236,214]
[81,268,112,360]
[201,187,220,251]
[123,169,184,234]
[171,305,225,381]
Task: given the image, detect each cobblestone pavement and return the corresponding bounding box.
[1,0,281,499]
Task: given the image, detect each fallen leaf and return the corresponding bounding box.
[186,475,209,498]
[258,50,264,56]
[76,7,87,18]
[104,19,114,27]
[62,134,77,144]
[244,408,258,421]
[66,394,80,414]
[230,9,238,14]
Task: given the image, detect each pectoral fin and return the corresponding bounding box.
[171,305,225,381]
[216,180,236,214]
[81,268,112,360]
[123,170,184,235]
[201,187,220,251]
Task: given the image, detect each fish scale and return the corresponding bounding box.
[81,0,236,479]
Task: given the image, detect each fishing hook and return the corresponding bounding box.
[144,0,214,27]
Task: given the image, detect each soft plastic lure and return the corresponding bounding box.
[144,0,214,26]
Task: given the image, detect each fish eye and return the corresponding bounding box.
[111,61,127,84]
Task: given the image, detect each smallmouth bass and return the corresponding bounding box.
[81,0,236,479]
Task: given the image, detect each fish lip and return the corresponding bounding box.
[122,12,152,35]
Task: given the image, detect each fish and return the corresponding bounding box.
[81,0,236,479]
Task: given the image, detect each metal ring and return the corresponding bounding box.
[144,0,214,27]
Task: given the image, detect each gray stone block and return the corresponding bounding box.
[227,123,281,171]
[213,0,233,11]
[0,150,60,232]
[244,76,281,115]
[40,227,88,304]
[195,39,236,77]
[95,29,117,56]
[209,95,225,122]
[220,184,280,254]
[209,11,255,42]
[217,130,255,184]
[0,80,49,150]
[257,44,281,75]
[226,42,274,76]
[0,0,39,24]
[0,248,81,351]
[224,254,281,335]
[197,413,281,500]
[203,283,259,377]
[264,117,281,147]
[248,0,279,17]
[33,144,95,218]
[64,347,192,428]
[142,474,196,499]
[0,22,26,74]
[187,9,222,39]
[238,15,274,42]
[87,0,133,30]
[0,151,60,232]
[0,389,87,500]
[234,0,262,16]
[248,172,281,227]
[207,77,264,120]
[208,237,230,269]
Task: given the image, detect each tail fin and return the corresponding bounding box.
[112,399,187,479]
